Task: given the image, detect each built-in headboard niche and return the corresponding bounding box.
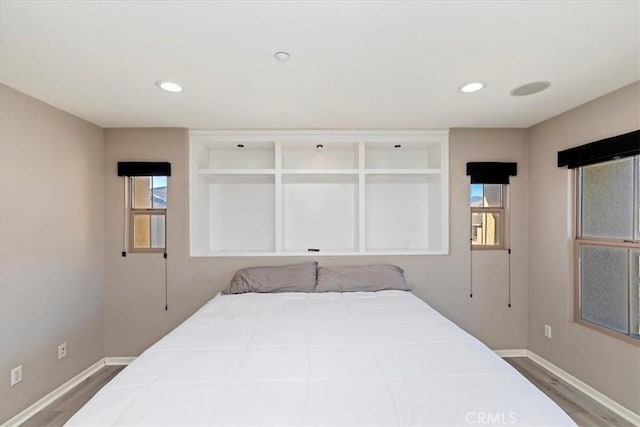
[189,130,449,257]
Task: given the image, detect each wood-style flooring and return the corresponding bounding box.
[21,365,124,427]
[505,357,634,427]
[18,358,635,426]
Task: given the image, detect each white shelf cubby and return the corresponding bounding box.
[189,130,448,256]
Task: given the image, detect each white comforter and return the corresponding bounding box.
[67,291,575,426]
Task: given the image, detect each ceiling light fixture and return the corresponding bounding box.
[274,51,291,62]
[155,81,183,93]
[459,82,485,93]
[510,81,551,96]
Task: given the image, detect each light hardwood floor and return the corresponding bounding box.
[21,366,124,427]
[19,358,634,426]
[505,357,634,427]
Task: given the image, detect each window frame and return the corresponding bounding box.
[573,156,640,345]
[128,176,167,254]
[470,184,508,250]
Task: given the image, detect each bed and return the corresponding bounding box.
[67,290,574,426]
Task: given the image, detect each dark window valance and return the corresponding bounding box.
[557,129,639,169]
[117,162,171,177]
[466,162,517,184]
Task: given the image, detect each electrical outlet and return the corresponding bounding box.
[544,324,552,339]
[58,342,67,359]
[11,365,22,386]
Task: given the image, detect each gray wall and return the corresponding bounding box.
[528,81,640,413]
[0,84,105,423]
[103,128,530,356]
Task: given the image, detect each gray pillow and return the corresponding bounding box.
[314,264,409,292]
[221,262,318,294]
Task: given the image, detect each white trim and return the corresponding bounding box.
[496,349,640,424]
[1,357,136,427]
[440,136,450,254]
[189,129,450,138]
[104,356,136,366]
[190,249,449,257]
[274,140,283,253]
[357,140,366,253]
[525,351,640,425]
[494,348,528,357]
[1,359,106,427]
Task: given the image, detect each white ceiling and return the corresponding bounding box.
[1,1,638,129]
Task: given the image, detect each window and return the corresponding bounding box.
[576,156,639,340]
[129,176,167,253]
[470,183,506,248]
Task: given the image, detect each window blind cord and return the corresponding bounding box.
[122,178,127,257]
[507,185,512,308]
[470,241,474,298]
[470,202,473,298]
[164,203,168,311]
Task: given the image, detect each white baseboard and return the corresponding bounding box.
[104,356,136,366]
[1,359,106,427]
[1,357,136,427]
[494,348,528,357]
[524,350,640,426]
[497,349,640,425]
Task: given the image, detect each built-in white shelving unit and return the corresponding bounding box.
[189,131,449,256]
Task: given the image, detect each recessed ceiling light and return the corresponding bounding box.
[459,82,485,93]
[274,51,290,62]
[155,81,183,93]
[510,81,551,96]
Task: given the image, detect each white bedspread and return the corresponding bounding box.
[67,291,575,426]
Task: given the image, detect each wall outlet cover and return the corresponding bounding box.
[11,365,22,386]
[58,342,67,359]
